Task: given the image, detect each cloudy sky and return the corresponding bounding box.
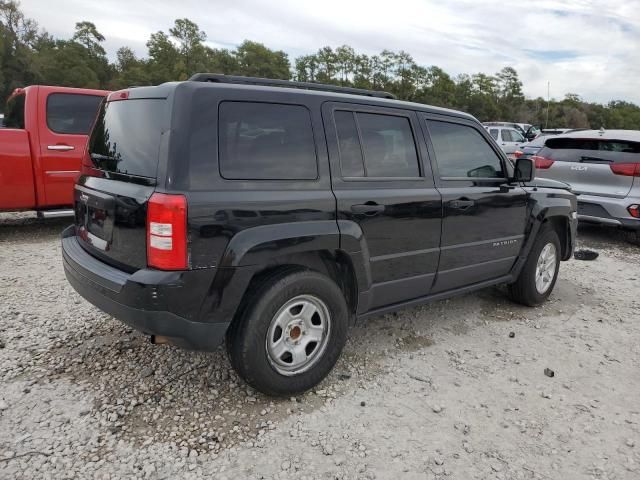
[21,0,640,104]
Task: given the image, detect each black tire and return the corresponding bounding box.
[625,230,640,246]
[226,269,349,396]
[509,225,561,306]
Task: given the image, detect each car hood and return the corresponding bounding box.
[525,177,573,191]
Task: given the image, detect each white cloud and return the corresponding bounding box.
[20,0,640,103]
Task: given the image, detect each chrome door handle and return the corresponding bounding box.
[48,145,75,151]
[449,199,475,210]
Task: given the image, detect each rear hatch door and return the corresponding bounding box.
[75,93,170,271]
[537,137,638,198]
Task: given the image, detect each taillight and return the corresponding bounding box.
[107,90,129,102]
[628,205,640,218]
[610,163,640,177]
[514,150,523,159]
[532,155,555,169]
[147,193,188,270]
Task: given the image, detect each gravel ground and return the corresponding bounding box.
[1,212,639,480]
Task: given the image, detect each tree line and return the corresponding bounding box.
[2,0,639,129]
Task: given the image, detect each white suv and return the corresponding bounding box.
[486,126,526,159]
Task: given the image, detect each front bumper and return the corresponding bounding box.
[61,226,229,350]
[577,194,640,231]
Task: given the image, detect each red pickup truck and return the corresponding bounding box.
[0,85,109,217]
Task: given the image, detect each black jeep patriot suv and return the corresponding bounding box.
[62,74,577,395]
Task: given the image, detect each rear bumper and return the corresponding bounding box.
[577,194,640,231]
[61,226,229,350]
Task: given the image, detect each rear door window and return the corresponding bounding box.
[46,93,104,134]
[218,102,317,180]
[334,110,420,178]
[427,120,505,179]
[4,94,25,129]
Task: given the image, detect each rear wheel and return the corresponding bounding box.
[509,226,561,306]
[625,229,640,246]
[227,270,349,396]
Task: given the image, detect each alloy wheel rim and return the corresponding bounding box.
[266,294,331,376]
[535,243,557,294]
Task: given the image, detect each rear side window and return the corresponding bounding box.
[427,121,504,179]
[219,102,317,180]
[4,94,25,129]
[335,111,420,178]
[47,93,104,134]
[541,137,640,163]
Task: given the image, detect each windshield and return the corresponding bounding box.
[88,99,167,179]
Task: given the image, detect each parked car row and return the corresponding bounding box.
[2,76,637,397]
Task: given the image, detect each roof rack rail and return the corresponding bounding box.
[188,73,397,100]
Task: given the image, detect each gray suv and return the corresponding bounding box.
[533,130,640,244]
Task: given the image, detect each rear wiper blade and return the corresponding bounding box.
[579,156,612,163]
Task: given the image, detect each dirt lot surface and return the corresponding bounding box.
[1,212,639,480]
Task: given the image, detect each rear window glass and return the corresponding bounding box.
[4,94,25,129]
[88,99,166,178]
[47,93,104,134]
[542,137,640,163]
[219,102,317,180]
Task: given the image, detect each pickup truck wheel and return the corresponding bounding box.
[227,270,349,396]
[509,226,561,306]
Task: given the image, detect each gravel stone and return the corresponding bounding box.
[1,214,639,480]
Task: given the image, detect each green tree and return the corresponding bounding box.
[146,31,179,83]
[72,21,105,57]
[169,18,206,78]
[234,40,290,79]
[0,0,38,102]
[2,2,640,129]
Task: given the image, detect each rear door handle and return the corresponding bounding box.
[351,203,385,215]
[48,145,75,151]
[449,199,475,210]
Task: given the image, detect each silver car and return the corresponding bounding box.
[533,129,640,244]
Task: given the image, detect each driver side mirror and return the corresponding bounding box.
[513,158,535,182]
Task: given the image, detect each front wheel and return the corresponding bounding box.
[227,270,349,396]
[509,226,561,306]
